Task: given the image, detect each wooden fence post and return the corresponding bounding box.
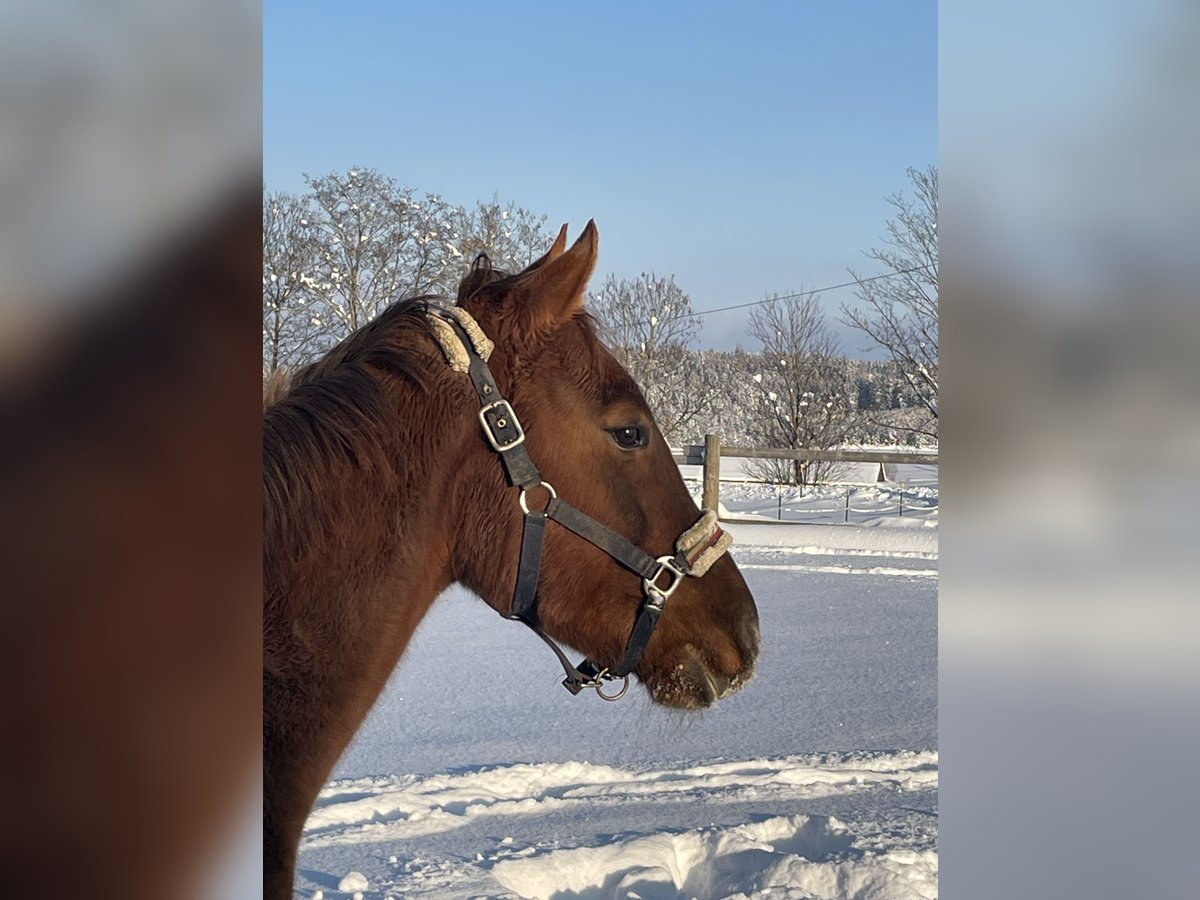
[702,433,722,515]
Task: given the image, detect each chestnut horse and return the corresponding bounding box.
[263,222,760,898]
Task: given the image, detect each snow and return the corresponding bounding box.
[337,871,368,892]
[493,814,936,900]
[676,457,938,530]
[296,469,937,898]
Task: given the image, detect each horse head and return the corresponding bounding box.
[450,222,760,709]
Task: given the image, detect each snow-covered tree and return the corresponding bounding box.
[843,165,938,440]
[301,168,461,340]
[689,347,763,446]
[588,273,709,443]
[746,291,854,484]
[262,188,324,378]
[452,197,554,273]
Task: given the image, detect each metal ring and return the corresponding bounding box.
[595,675,630,701]
[518,481,557,515]
[642,556,686,605]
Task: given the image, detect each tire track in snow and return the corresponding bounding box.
[730,540,938,579]
[738,563,939,579]
[736,544,938,561]
[302,751,937,850]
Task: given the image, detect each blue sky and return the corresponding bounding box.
[265,1,936,354]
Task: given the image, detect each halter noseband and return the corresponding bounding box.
[426,304,731,700]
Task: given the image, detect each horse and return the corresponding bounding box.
[263,222,760,898]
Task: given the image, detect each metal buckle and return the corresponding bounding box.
[643,556,686,607]
[518,481,557,515]
[478,399,525,452]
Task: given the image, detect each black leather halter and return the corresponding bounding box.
[434,310,723,700]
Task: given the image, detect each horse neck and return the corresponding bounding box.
[264,332,481,759]
[263,338,490,896]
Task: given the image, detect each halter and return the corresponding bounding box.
[426,304,732,700]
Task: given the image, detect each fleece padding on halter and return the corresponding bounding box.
[676,509,732,576]
[426,303,494,372]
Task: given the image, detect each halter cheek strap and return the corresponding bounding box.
[426,303,731,700]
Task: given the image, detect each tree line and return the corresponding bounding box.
[265,167,938,483]
[263,168,555,374]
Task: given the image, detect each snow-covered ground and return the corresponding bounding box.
[678,459,939,528]
[295,470,938,899]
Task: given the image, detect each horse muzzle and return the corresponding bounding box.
[648,608,761,710]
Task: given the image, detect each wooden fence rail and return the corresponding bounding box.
[671,434,938,514]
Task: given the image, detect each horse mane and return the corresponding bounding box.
[263,255,511,476]
[263,297,443,559]
[263,255,612,564]
[263,256,517,540]
[456,252,511,304]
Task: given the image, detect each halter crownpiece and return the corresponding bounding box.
[426,302,494,371]
[424,303,733,700]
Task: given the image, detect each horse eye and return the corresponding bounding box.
[610,426,647,449]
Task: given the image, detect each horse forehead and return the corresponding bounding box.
[568,349,642,406]
[532,325,631,395]
[595,348,648,404]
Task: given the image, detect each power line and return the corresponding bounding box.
[623,264,934,328]
[690,265,933,320]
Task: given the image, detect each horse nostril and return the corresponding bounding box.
[684,649,730,705]
[701,667,732,704]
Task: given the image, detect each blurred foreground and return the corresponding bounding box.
[941,1,1200,896]
[0,2,261,898]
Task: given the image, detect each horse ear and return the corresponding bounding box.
[543,223,569,264]
[516,220,598,338]
[512,223,569,277]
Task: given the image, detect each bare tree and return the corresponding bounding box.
[588,273,709,443]
[266,172,568,362]
[453,196,553,273]
[262,188,324,378]
[747,291,853,484]
[302,168,460,341]
[842,165,938,438]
